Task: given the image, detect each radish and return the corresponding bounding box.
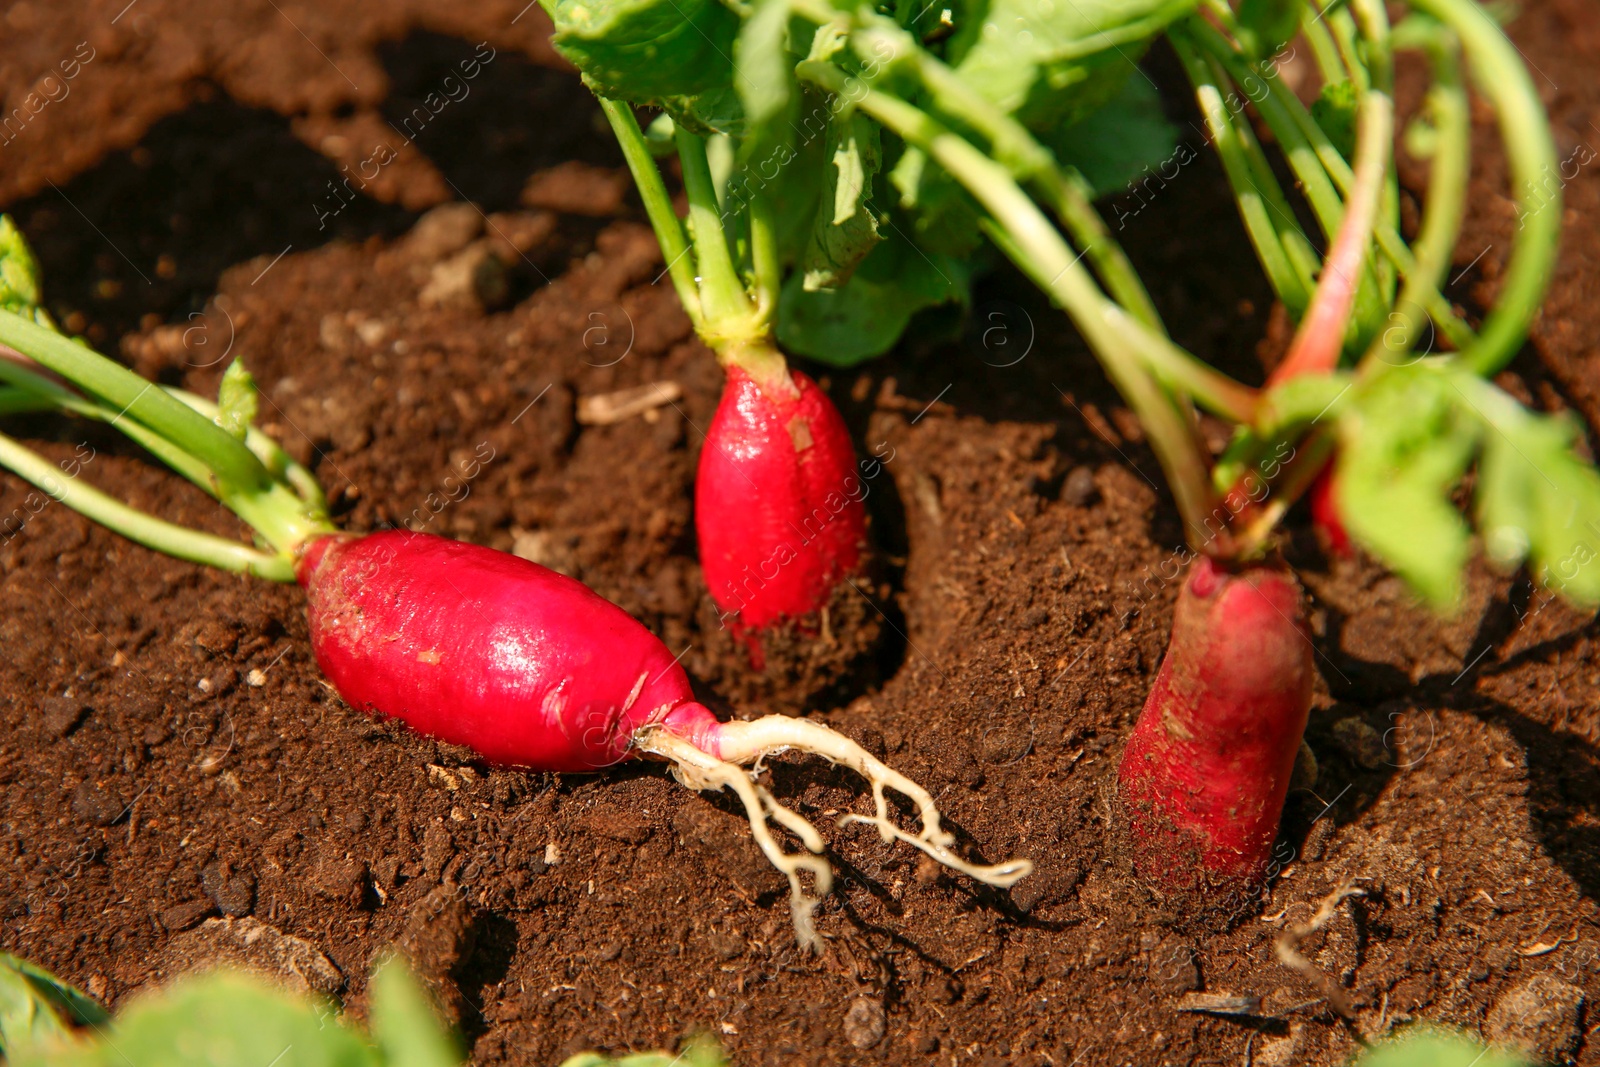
[1114,558,1313,895]
[591,103,873,665]
[0,307,1029,949]
[697,365,865,642]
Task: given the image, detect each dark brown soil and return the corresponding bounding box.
[3,3,1600,1065]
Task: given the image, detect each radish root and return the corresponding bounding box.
[637,715,1033,949]
[639,727,834,951]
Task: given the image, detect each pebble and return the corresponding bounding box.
[70,780,124,826]
[407,202,484,261]
[42,697,90,738]
[200,859,256,917]
[1486,973,1584,1065]
[843,997,886,1049]
[1331,716,1388,768]
[1062,466,1099,507]
[159,899,216,932]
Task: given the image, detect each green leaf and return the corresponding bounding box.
[8,970,376,1067]
[544,0,739,103]
[1041,75,1181,198]
[558,1034,728,1067]
[0,215,57,330]
[369,957,461,1067]
[660,85,745,139]
[1235,0,1301,60]
[801,113,884,290]
[1312,80,1360,161]
[735,0,797,153]
[1474,402,1600,606]
[1354,1026,1527,1067]
[0,954,108,1057]
[1335,367,1479,608]
[948,0,1198,130]
[778,226,971,363]
[215,359,259,441]
[889,146,984,257]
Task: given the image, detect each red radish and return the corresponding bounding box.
[1116,556,1314,894]
[697,365,866,647]
[299,529,1027,944]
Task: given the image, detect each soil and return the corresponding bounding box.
[2,2,1600,1065]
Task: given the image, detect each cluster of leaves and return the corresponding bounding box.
[541,0,1187,363]
[0,952,730,1067]
[2,954,460,1067]
[1255,358,1600,609]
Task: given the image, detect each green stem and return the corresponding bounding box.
[1195,19,1477,348]
[1270,86,1394,381]
[0,309,273,494]
[1301,8,1349,84]
[1185,18,1389,343]
[1407,0,1563,377]
[748,189,781,326]
[598,98,703,328]
[979,217,1257,422]
[165,387,328,513]
[800,61,1220,544]
[676,129,756,332]
[0,428,296,580]
[1170,29,1316,313]
[1361,34,1470,368]
[1328,7,1371,92]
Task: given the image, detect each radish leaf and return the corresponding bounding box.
[369,957,460,1067]
[947,0,1197,129]
[1043,76,1180,197]
[8,971,377,1067]
[779,227,970,363]
[1336,368,1478,607]
[543,0,739,101]
[1475,404,1600,605]
[0,953,108,1057]
[802,113,885,290]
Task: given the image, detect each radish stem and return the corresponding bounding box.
[0,428,296,579]
[0,309,271,495]
[1269,86,1393,382]
[598,98,703,328]
[1407,0,1562,377]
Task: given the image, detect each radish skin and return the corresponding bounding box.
[697,365,865,644]
[299,530,1028,945]
[1115,557,1314,894]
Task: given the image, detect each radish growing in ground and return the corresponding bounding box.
[741,0,1587,902]
[0,284,1030,950]
[568,92,876,678]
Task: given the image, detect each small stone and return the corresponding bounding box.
[1331,717,1388,769]
[708,931,744,961]
[246,669,267,687]
[41,697,90,738]
[200,859,256,917]
[407,202,483,261]
[419,242,509,311]
[159,899,216,932]
[1062,466,1098,507]
[1148,939,1201,993]
[1486,973,1584,1065]
[167,917,343,996]
[422,821,455,879]
[843,997,886,1049]
[71,781,125,826]
[314,855,369,906]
